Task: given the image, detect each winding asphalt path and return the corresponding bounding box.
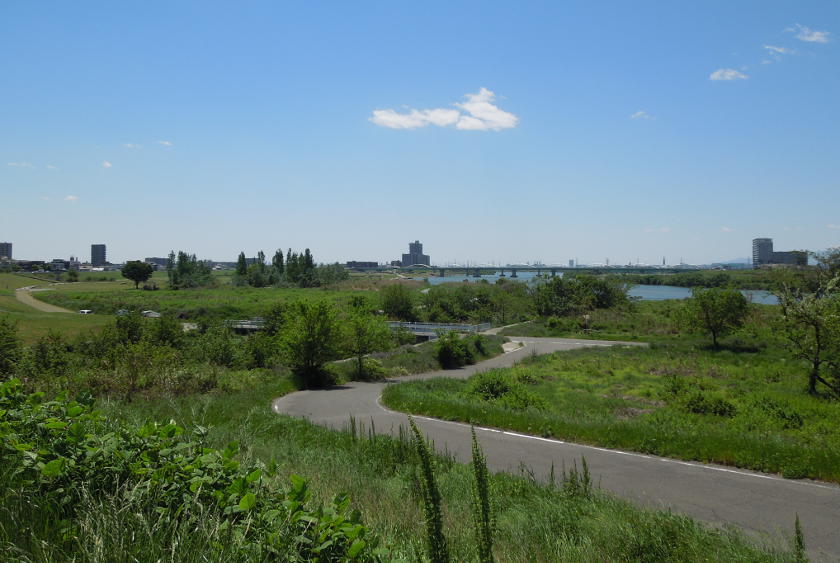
[273,337,840,560]
[15,286,72,313]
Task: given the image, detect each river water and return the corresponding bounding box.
[414,272,779,305]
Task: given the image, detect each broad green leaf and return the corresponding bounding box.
[41,458,64,477]
[238,492,256,511]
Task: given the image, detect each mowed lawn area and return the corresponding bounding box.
[383,343,840,482]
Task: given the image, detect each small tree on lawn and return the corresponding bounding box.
[682,287,749,348]
[344,310,392,379]
[121,261,154,289]
[279,301,342,387]
[776,273,840,397]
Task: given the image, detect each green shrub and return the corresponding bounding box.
[0,378,382,560]
[436,331,475,369]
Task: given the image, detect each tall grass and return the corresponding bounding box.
[382,343,840,482]
[93,382,799,562]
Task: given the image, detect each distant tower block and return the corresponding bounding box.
[91,244,107,267]
[401,240,430,267]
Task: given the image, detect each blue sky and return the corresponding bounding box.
[2,1,838,265]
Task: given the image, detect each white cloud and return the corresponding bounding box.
[7,161,35,168]
[123,142,142,149]
[369,108,460,129]
[721,226,735,232]
[454,88,519,131]
[710,68,748,81]
[629,110,652,120]
[828,224,840,230]
[786,24,830,44]
[644,226,671,233]
[157,140,174,147]
[102,160,112,168]
[763,45,793,55]
[46,164,58,170]
[370,88,519,131]
[64,195,78,202]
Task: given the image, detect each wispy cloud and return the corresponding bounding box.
[46,164,58,170]
[7,161,35,168]
[763,45,794,55]
[721,226,735,233]
[629,110,653,120]
[710,68,748,81]
[644,226,672,233]
[157,140,174,147]
[828,224,840,230]
[64,195,78,202]
[123,142,142,149]
[786,24,831,44]
[370,88,519,131]
[102,160,112,168]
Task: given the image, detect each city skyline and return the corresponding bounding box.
[2,2,838,264]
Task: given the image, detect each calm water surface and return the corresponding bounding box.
[415,272,779,305]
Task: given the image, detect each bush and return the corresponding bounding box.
[0,379,382,560]
[436,331,475,369]
[683,391,737,417]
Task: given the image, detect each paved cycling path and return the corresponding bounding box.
[273,337,840,560]
[15,286,73,313]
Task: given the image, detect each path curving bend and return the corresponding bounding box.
[15,286,73,313]
[273,337,840,560]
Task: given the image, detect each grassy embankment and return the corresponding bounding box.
[0,274,111,343]
[384,301,840,482]
[94,380,796,561]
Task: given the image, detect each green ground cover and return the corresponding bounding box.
[382,342,840,482]
[34,284,374,322]
[82,379,797,562]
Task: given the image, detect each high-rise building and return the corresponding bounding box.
[0,242,11,261]
[91,244,107,267]
[752,238,773,266]
[752,238,806,267]
[401,240,430,266]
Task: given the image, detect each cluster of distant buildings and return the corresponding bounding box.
[0,237,812,274]
[0,242,113,272]
[346,240,431,270]
[751,238,807,267]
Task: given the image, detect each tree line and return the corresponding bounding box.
[234,248,348,288]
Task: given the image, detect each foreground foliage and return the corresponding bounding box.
[0,379,380,561]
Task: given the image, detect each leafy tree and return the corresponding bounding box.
[270,248,285,284]
[344,311,392,379]
[682,288,749,348]
[66,269,79,282]
[381,283,416,321]
[115,310,144,344]
[167,251,213,289]
[776,273,840,397]
[279,301,342,387]
[121,261,154,289]
[236,251,247,276]
[0,316,19,375]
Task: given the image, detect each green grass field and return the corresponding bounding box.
[382,341,840,482]
[90,380,796,562]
